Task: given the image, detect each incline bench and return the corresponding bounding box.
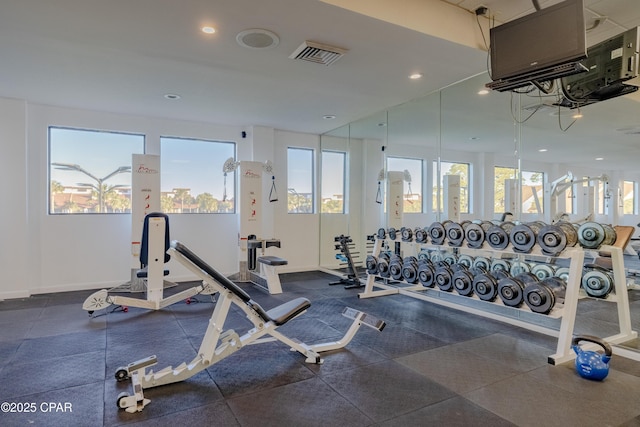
[114,240,385,413]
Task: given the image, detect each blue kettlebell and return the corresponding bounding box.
[571,335,612,381]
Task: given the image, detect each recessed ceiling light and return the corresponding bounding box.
[236,29,280,49]
[469,136,479,140]
[477,89,489,95]
[595,157,604,161]
[539,148,548,152]
[323,115,336,120]
[409,73,423,80]
[201,26,216,34]
[572,113,583,119]
[378,122,387,127]
[164,93,181,100]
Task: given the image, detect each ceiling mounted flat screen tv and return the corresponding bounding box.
[487,0,587,92]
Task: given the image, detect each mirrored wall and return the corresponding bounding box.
[320,70,640,352]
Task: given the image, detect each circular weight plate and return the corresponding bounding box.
[601,224,617,246]
[531,263,556,280]
[510,223,537,253]
[402,264,419,283]
[445,222,465,247]
[577,222,605,249]
[457,254,474,268]
[377,228,386,240]
[486,224,510,250]
[388,228,397,241]
[555,266,570,281]
[537,224,567,256]
[418,263,435,287]
[365,255,378,275]
[415,228,428,243]
[377,259,390,278]
[418,250,431,261]
[389,256,404,281]
[557,221,578,248]
[452,269,474,296]
[497,277,524,307]
[490,258,511,274]
[442,252,458,265]
[509,260,531,276]
[428,222,446,245]
[401,227,413,242]
[515,272,539,286]
[523,283,555,314]
[473,273,498,301]
[434,265,454,291]
[464,223,485,248]
[581,269,613,298]
[473,256,491,271]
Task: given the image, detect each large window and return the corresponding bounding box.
[623,180,637,215]
[494,166,544,214]
[321,150,346,214]
[288,147,314,213]
[161,137,236,213]
[433,161,470,214]
[387,157,423,213]
[49,127,144,214]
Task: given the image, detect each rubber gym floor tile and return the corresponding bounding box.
[120,400,240,427]
[397,344,520,394]
[321,359,456,422]
[275,316,345,343]
[0,339,21,368]
[0,351,105,400]
[207,344,316,399]
[0,306,44,324]
[105,335,199,377]
[450,333,550,372]
[304,341,388,376]
[0,381,104,427]
[106,318,187,348]
[13,329,106,362]
[353,321,447,358]
[464,372,637,427]
[377,395,516,427]
[495,326,559,351]
[227,377,373,427]
[27,309,106,339]
[401,311,494,344]
[522,363,640,420]
[0,319,34,342]
[104,370,222,426]
[0,295,49,311]
[44,288,103,307]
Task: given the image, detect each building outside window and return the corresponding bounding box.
[321,150,346,214]
[387,156,423,213]
[288,147,314,213]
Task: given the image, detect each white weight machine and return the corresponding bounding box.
[82,213,215,314]
[545,171,610,224]
[115,240,385,413]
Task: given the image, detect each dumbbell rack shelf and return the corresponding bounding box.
[360,237,638,365]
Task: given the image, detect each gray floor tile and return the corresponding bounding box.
[14,329,106,362]
[354,322,447,358]
[397,344,520,393]
[451,333,550,372]
[123,400,240,427]
[0,351,105,400]
[378,395,516,427]
[0,382,104,427]
[322,359,456,422]
[464,372,635,427]
[227,377,372,427]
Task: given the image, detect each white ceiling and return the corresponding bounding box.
[0,0,638,165]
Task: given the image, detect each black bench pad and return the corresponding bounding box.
[258,256,288,266]
[265,297,310,325]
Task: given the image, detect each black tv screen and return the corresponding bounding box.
[490,0,586,81]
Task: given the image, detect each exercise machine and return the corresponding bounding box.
[115,240,385,413]
[82,213,214,314]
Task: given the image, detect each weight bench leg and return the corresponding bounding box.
[261,264,283,294]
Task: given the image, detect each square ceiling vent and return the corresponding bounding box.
[289,41,348,66]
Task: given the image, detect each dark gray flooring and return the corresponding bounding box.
[1,271,640,426]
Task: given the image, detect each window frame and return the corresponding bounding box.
[387,156,424,214]
[287,147,315,214]
[320,149,347,214]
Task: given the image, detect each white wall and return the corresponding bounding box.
[0,98,29,299]
[0,99,323,299]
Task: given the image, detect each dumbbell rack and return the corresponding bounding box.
[360,236,638,364]
[329,235,363,289]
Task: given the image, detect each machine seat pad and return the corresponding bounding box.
[265,297,311,326]
[258,256,288,266]
[136,267,170,278]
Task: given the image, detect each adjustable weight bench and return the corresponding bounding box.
[115,240,385,413]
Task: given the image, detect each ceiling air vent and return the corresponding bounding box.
[289,41,348,66]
